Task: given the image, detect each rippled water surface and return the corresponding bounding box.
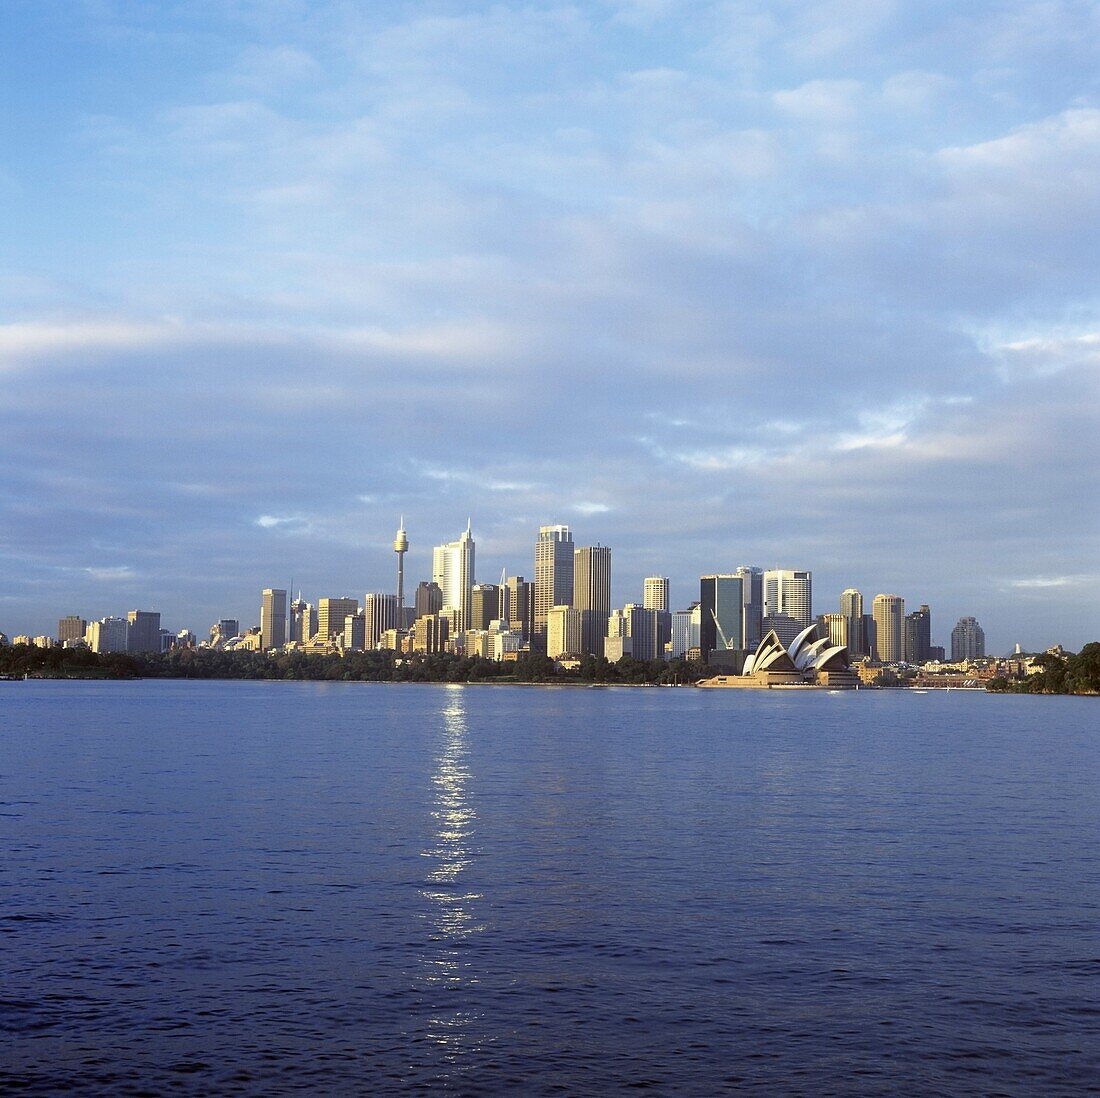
[3,681,1099,1094]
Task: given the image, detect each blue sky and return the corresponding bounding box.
[2,0,1099,652]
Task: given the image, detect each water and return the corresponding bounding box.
[2,681,1099,1094]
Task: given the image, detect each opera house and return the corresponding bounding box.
[698,625,861,689]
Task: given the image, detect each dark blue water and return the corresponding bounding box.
[2,681,1099,1094]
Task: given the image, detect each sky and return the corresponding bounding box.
[2,0,1099,653]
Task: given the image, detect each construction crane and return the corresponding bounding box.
[711,608,734,650]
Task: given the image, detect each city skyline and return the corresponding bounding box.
[0,514,1010,658]
[2,4,1098,651]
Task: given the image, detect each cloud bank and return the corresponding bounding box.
[2,0,1099,650]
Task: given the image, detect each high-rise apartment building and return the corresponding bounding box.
[318,597,359,644]
[872,594,905,663]
[364,593,398,649]
[534,525,574,643]
[432,522,475,632]
[259,590,286,651]
[58,615,87,645]
[87,617,130,654]
[547,605,585,659]
[951,617,986,661]
[127,610,162,654]
[905,604,932,664]
[575,546,612,655]
[734,566,764,650]
[470,584,500,632]
[414,581,443,621]
[699,575,744,659]
[764,570,812,626]
[643,576,669,613]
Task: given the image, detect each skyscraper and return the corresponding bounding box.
[733,566,764,650]
[872,594,905,663]
[905,604,932,663]
[432,521,475,632]
[840,588,866,656]
[86,617,129,654]
[699,575,744,660]
[951,617,986,661]
[620,604,661,661]
[289,598,315,644]
[127,610,162,654]
[414,581,443,621]
[534,525,574,643]
[669,609,695,659]
[318,597,359,645]
[764,570,812,627]
[575,546,612,655]
[343,611,366,651]
[260,590,287,651]
[643,576,669,613]
[821,612,849,649]
[470,584,500,632]
[547,605,585,659]
[364,593,398,649]
[500,575,533,641]
[58,615,87,645]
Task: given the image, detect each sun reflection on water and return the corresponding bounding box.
[420,686,485,1057]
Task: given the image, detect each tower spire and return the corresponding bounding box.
[393,517,409,625]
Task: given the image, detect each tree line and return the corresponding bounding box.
[0,643,708,686]
[988,644,1100,695]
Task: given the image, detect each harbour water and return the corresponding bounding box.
[3,681,1099,1093]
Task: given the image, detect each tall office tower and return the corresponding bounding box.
[546,605,585,659]
[393,518,409,624]
[872,594,905,662]
[840,588,866,655]
[951,617,986,661]
[821,613,849,649]
[58,615,87,645]
[643,576,670,613]
[669,609,695,659]
[862,614,876,659]
[470,584,500,632]
[432,521,475,632]
[905,604,932,663]
[733,566,764,650]
[575,546,612,655]
[127,610,162,654]
[364,593,398,649]
[764,570,812,626]
[499,575,533,641]
[318,597,359,644]
[343,611,366,651]
[415,581,443,621]
[699,575,744,660]
[620,604,660,661]
[534,525,574,644]
[258,590,287,651]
